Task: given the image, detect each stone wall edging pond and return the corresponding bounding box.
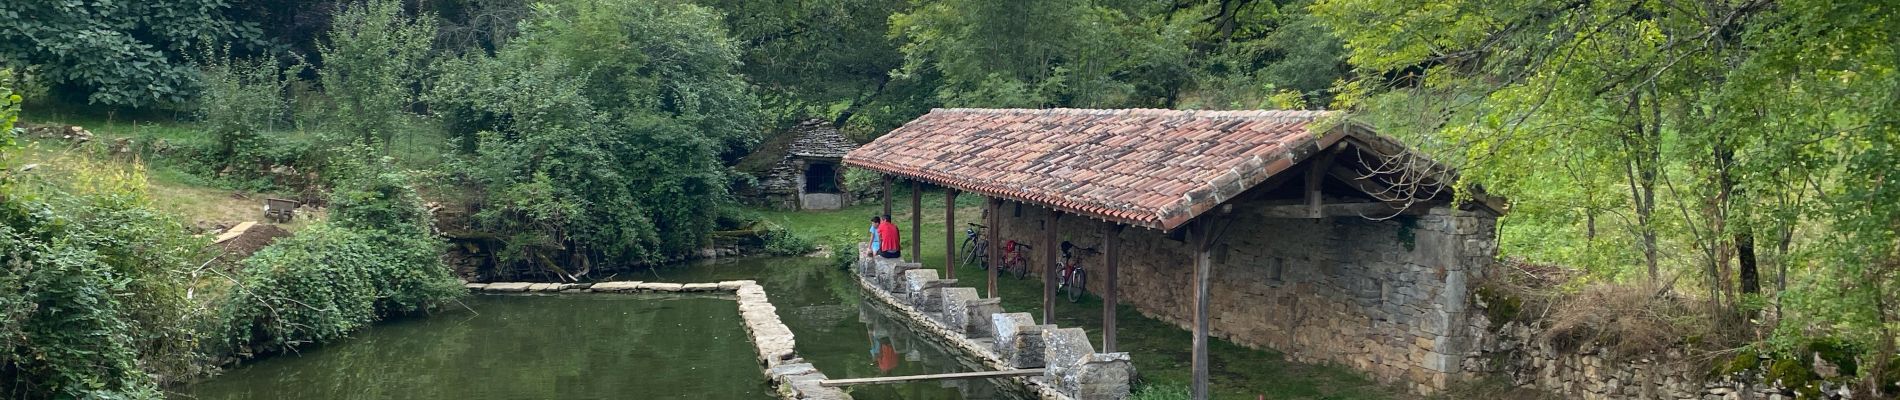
[855,243,1135,400]
[463,280,851,400]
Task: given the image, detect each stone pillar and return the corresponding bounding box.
[885,262,920,294]
[991,313,1037,365]
[962,297,1004,339]
[1043,328,1095,394]
[1408,206,1500,392]
[940,288,980,334]
[902,269,941,307]
[1072,353,1134,399]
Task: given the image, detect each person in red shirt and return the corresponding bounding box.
[876,215,902,259]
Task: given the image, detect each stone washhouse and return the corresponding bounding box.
[843,108,1505,398]
[737,119,860,210]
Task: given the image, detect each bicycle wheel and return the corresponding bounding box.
[1011,257,1029,280]
[1066,269,1086,302]
[959,238,978,269]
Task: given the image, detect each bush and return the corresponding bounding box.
[0,114,203,398]
[195,50,300,175]
[218,155,460,354]
[761,225,816,256]
[218,222,459,353]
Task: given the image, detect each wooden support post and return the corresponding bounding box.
[1043,211,1061,324]
[987,198,1002,298]
[1189,206,1231,400]
[945,189,958,280]
[1305,145,1341,218]
[911,180,922,262]
[881,175,892,219]
[1104,223,1123,353]
[1190,219,1212,400]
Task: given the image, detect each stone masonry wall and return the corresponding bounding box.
[991,199,1498,394]
[1459,312,1846,399]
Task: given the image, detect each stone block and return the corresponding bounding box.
[681,283,718,292]
[991,312,1036,359]
[1071,352,1133,400]
[484,282,532,292]
[463,282,487,290]
[1042,328,1095,372]
[717,280,752,291]
[639,282,685,292]
[591,281,641,292]
[888,263,921,293]
[1006,324,1054,368]
[940,288,980,334]
[963,297,1003,339]
[901,269,940,304]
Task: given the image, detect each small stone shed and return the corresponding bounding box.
[844,108,1504,398]
[736,119,859,210]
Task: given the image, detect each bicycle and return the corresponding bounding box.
[1057,241,1097,302]
[999,240,1032,280]
[959,222,988,271]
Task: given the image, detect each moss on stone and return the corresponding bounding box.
[1711,347,1760,377]
[1766,357,1823,398]
[1475,285,1523,326]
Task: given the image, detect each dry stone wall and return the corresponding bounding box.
[991,200,1498,394]
[1458,314,1852,400]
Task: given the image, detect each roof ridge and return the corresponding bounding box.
[931,107,1333,120]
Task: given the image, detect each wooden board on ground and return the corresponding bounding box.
[213,221,257,244]
[817,368,1046,387]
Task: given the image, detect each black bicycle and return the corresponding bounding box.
[959,222,989,271]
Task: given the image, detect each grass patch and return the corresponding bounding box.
[757,185,1411,399]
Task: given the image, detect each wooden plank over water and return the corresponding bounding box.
[817,368,1046,387]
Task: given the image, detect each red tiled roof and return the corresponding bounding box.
[844,108,1352,230]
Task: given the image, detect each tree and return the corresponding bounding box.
[317,0,436,151]
[890,0,1188,108]
[0,0,236,108]
[1315,0,1900,393]
[432,0,758,276]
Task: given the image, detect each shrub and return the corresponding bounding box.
[761,225,816,256]
[0,108,203,398]
[218,155,460,354]
[195,51,300,175]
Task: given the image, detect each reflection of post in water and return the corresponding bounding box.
[855,300,1020,399]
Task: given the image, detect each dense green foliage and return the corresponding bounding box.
[220,154,459,353]
[194,52,302,177]
[318,0,437,151]
[432,0,757,274]
[1314,0,1900,391]
[0,82,204,397]
[0,0,235,107]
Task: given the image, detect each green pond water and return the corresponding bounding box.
[175,257,1017,400]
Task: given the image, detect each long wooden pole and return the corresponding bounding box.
[910,180,922,262]
[987,198,1001,298]
[1104,223,1122,353]
[881,176,892,219]
[1191,219,1212,400]
[1043,211,1061,324]
[945,189,958,280]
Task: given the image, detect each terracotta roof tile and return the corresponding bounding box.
[845,108,1344,230]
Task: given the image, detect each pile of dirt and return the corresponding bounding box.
[215,224,292,263]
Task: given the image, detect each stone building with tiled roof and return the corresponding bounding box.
[735,119,860,210]
[845,108,1504,398]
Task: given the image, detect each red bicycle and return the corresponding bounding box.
[999,240,1032,280]
[1057,241,1097,302]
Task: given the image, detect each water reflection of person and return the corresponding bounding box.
[867,329,899,374]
